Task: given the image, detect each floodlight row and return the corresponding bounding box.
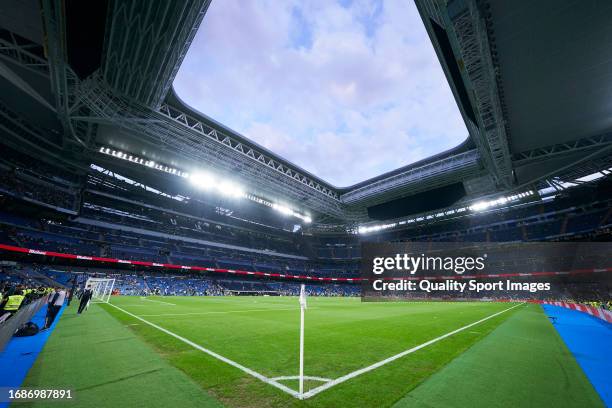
[357,190,535,234]
[99,147,190,178]
[99,146,312,223]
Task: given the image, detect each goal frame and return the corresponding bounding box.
[85,277,116,303]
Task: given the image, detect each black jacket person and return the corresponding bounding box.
[77,287,93,314]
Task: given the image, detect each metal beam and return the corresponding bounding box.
[40,0,84,147]
[73,74,347,219]
[340,150,481,205]
[0,60,55,110]
[417,0,514,189]
[102,0,212,108]
[512,133,612,165]
[0,29,49,76]
[158,103,340,201]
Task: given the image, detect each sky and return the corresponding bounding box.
[173,0,467,187]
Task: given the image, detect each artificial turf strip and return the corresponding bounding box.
[101,297,520,408]
[20,303,222,408]
[394,304,604,408]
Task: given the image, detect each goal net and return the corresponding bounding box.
[85,277,115,303]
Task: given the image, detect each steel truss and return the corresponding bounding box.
[353,156,612,236]
[536,152,612,191]
[158,104,339,200]
[0,1,538,224]
[0,29,49,76]
[0,25,95,148]
[340,150,481,205]
[512,133,612,165]
[102,0,212,108]
[449,1,513,188]
[73,73,346,219]
[418,0,446,26]
[40,0,84,147]
[418,0,514,189]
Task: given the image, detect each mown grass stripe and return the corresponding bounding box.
[394,304,604,408]
[107,302,302,398]
[302,303,524,399]
[21,304,221,408]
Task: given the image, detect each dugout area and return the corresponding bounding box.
[17,298,605,408]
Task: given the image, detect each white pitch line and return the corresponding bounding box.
[271,375,332,383]
[139,297,176,306]
[112,304,153,307]
[138,307,316,317]
[107,301,523,400]
[106,303,300,398]
[301,302,525,399]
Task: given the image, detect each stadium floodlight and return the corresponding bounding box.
[468,192,533,212]
[218,181,245,198]
[190,172,244,198]
[470,201,489,212]
[272,203,312,224]
[273,203,293,215]
[190,172,215,189]
[356,190,540,234]
[100,146,191,176]
[358,222,397,234]
[99,145,312,223]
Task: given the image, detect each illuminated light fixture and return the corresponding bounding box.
[272,203,312,223]
[99,145,311,223]
[217,180,245,198]
[468,191,534,212]
[272,203,293,215]
[190,173,244,199]
[357,190,537,234]
[469,201,489,212]
[190,172,215,190]
[358,222,397,234]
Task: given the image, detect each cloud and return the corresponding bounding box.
[174,0,467,186]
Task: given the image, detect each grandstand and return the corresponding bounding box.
[0,1,610,407]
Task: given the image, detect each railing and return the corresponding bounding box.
[542,301,612,324]
[0,295,49,352]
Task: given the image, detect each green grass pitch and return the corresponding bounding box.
[22,297,603,408]
[103,297,522,407]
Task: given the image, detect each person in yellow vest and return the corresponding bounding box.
[0,290,25,323]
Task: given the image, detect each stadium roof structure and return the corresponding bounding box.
[0,0,611,227]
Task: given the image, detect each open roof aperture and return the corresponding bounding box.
[174,0,467,187]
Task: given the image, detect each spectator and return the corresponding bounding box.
[43,287,66,329]
[0,289,25,323]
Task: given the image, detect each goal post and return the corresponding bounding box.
[85,277,115,303]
